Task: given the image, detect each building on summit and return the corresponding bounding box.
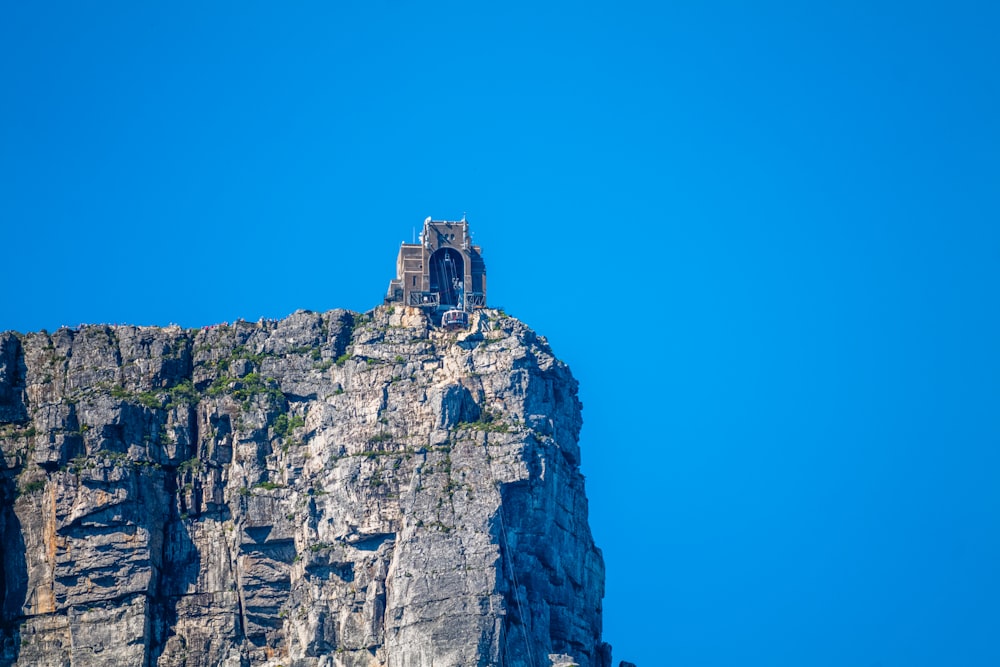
[385,217,486,327]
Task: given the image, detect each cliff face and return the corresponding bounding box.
[0,307,609,667]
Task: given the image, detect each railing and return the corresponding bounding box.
[466,292,486,308]
[408,292,440,307]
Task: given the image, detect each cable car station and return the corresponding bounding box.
[385,217,487,329]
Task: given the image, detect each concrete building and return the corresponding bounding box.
[386,217,486,315]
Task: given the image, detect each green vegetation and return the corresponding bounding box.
[464,420,509,433]
[426,520,454,533]
[95,449,129,464]
[273,413,305,437]
[166,380,199,408]
[207,372,284,406]
[137,391,162,409]
[335,353,351,366]
[109,378,199,411]
[205,375,231,397]
[229,345,270,366]
[18,479,45,495]
[350,314,371,335]
[459,408,511,433]
[230,373,276,401]
[0,425,37,441]
[66,455,93,474]
[201,343,281,374]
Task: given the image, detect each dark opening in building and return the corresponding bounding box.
[429,248,464,308]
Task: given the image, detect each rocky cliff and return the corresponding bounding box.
[0,307,611,667]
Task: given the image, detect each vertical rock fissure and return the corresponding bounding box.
[497,484,539,667]
[0,479,27,662]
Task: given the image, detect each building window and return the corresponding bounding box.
[412,276,417,286]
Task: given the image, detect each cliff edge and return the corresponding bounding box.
[0,307,610,667]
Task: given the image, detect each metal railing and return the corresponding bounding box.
[408,291,440,307]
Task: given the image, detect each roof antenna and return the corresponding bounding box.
[412,227,416,244]
[461,212,467,222]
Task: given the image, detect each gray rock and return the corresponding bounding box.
[0,307,615,666]
[0,333,28,424]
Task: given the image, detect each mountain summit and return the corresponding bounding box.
[0,306,613,667]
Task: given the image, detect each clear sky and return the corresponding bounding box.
[2,2,999,665]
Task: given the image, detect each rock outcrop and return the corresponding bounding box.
[0,307,610,667]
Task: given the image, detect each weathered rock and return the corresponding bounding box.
[0,333,28,424]
[0,307,615,666]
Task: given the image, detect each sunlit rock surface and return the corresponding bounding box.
[0,307,611,667]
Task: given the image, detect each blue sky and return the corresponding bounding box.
[2,2,999,665]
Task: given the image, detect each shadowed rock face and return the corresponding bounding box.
[0,307,610,667]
